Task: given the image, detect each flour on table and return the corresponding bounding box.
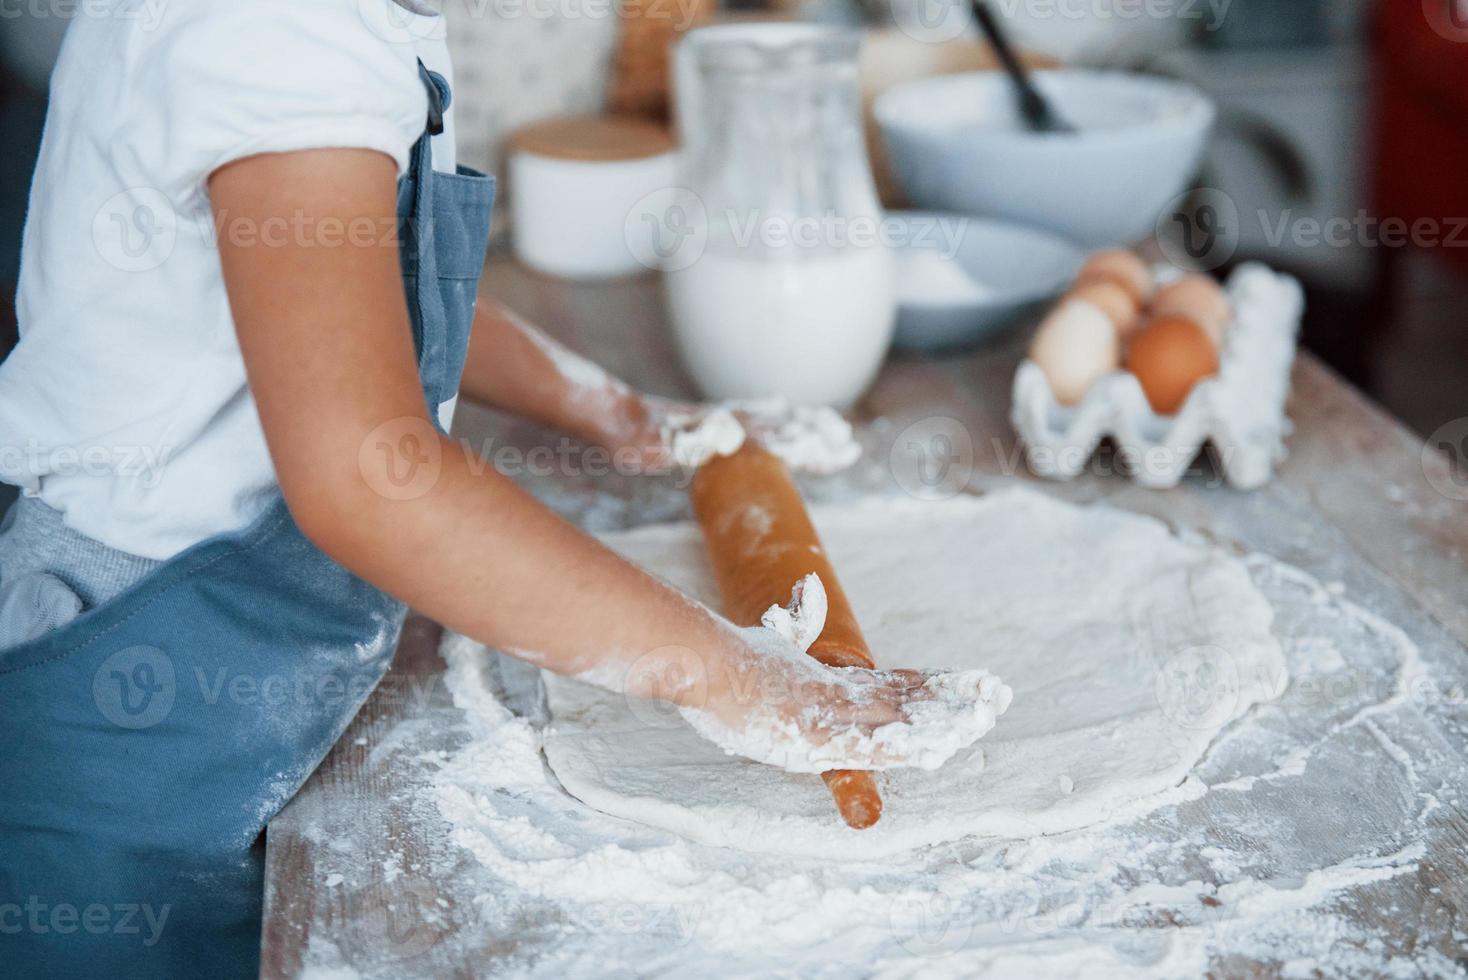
[739,398,862,474]
[539,488,1288,859]
[426,484,1456,977]
[660,397,861,474]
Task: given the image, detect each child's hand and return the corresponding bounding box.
[680,624,1011,775]
[669,576,1013,774]
[458,302,861,476]
[598,392,720,473]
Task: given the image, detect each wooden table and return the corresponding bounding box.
[262,255,1468,978]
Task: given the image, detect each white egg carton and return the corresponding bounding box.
[1011,262,1305,490]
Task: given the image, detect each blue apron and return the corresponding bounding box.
[0,65,493,978]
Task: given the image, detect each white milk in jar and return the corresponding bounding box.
[665,24,895,409]
[664,244,895,408]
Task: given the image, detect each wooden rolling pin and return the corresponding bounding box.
[689,444,883,829]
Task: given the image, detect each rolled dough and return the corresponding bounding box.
[542,488,1287,860]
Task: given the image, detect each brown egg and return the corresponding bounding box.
[1124,315,1219,415]
[1151,274,1231,344]
[1066,279,1141,338]
[1076,249,1154,304]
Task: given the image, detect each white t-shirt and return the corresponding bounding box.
[0,0,460,560]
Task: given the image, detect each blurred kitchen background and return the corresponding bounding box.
[0,0,1463,437]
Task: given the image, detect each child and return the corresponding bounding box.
[0,2,979,976]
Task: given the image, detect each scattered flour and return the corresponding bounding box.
[741,398,864,474]
[395,488,1462,978]
[660,397,862,475]
[660,406,746,468]
[297,935,364,980]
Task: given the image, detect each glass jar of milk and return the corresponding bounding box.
[664,24,895,410]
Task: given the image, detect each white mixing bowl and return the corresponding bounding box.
[888,211,1082,352]
[874,70,1215,248]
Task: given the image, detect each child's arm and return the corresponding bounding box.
[458,301,861,474]
[459,299,670,465]
[208,148,944,769]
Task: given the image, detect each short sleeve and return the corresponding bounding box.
[128,0,429,196]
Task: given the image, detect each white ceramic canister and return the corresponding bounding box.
[510,115,679,280]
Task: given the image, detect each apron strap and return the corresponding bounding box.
[417,59,447,137]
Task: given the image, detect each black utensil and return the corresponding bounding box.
[970,0,1074,134]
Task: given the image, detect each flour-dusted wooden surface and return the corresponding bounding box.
[262,254,1468,978]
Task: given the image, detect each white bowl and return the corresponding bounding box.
[889,211,1083,352]
[874,70,1215,248]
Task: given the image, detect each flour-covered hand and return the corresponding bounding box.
[684,575,1013,773]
